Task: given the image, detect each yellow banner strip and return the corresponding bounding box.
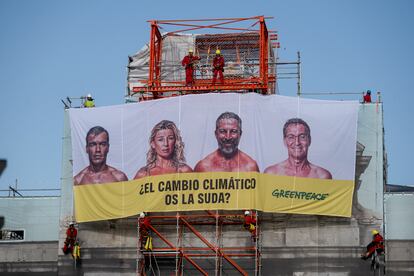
[74,172,354,222]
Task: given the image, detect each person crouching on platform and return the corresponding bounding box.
[84,94,95,108]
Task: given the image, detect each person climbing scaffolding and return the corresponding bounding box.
[243,210,257,242]
[62,223,77,254]
[139,212,153,251]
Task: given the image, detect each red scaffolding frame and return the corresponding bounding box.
[130,16,277,99]
[137,211,261,275]
[133,16,272,275]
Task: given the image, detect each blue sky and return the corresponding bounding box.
[0,0,413,193]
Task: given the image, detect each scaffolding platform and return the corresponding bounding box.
[127,16,278,101]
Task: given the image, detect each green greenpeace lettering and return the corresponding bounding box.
[272,189,329,201]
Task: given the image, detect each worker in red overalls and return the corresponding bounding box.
[363,90,372,103]
[361,230,384,260]
[243,210,257,241]
[62,223,78,254]
[181,49,201,86]
[139,212,152,250]
[212,49,225,85]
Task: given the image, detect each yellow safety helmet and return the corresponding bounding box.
[371,230,379,235]
[216,49,221,55]
[188,49,194,53]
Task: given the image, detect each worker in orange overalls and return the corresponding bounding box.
[62,223,78,254]
[243,210,257,241]
[212,49,225,85]
[139,212,152,250]
[181,49,201,86]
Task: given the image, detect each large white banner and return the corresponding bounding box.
[69,93,359,222]
[70,93,358,181]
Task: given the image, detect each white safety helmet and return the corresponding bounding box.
[188,49,194,53]
[139,212,145,218]
[87,93,92,98]
[244,210,250,216]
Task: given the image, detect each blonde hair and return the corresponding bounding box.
[146,120,186,168]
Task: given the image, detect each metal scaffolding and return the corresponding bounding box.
[137,211,261,275]
[127,16,278,100]
[131,17,270,275]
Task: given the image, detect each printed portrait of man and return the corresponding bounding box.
[74,126,128,185]
[264,118,332,179]
[194,112,259,172]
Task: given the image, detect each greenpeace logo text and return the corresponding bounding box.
[272,189,329,201]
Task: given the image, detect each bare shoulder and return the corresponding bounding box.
[178,163,193,173]
[194,159,208,172]
[264,161,285,175]
[239,151,259,172]
[311,164,332,179]
[74,167,88,185]
[194,151,216,172]
[134,167,148,180]
[239,151,256,163]
[108,166,128,181]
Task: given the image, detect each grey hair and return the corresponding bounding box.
[215,112,242,133]
[283,118,311,139]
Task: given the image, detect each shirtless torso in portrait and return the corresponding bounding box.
[74,165,128,185]
[134,160,192,179]
[264,159,332,179]
[194,150,259,172]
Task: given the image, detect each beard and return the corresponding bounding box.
[218,138,239,158]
